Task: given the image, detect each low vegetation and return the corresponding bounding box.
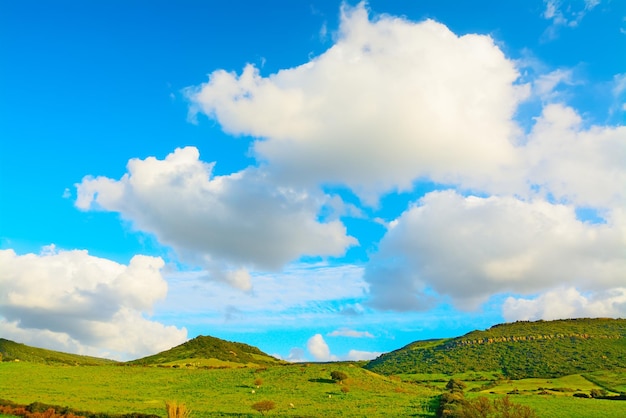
[126,335,283,368]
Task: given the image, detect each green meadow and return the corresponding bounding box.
[2,362,626,417]
[0,361,439,417]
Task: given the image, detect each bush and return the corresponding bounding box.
[251,400,275,415]
[590,389,608,398]
[330,371,348,383]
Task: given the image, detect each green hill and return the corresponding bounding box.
[126,335,284,367]
[365,318,626,379]
[0,338,117,366]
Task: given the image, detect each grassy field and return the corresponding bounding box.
[0,362,438,417]
[1,362,625,417]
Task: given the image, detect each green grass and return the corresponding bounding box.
[0,362,438,417]
[2,362,625,417]
[470,394,626,418]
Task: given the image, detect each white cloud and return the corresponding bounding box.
[0,247,187,360]
[307,333,337,361]
[365,191,626,311]
[542,0,600,39]
[75,147,356,289]
[532,69,576,102]
[525,104,626,208]
[503,287,626,321]
[346,349,382,361]
[159,263,367,325]
[186,2,529,202]
[327,328,374,338]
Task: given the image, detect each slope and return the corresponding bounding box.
[365,318,626,378]
[126,335,284,367]
[0,338,117,366]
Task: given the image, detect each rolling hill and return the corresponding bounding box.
[125,335,285,367]
[0,338,117,366]
[365,318,626,378]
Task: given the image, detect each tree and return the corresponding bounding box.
[254,377,263,388]
[330,371,348,384]
[445,378,466,392]
[251,400,275,415]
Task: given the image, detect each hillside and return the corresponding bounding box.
[126,335,284,367]
[0,338,117,366]
[365,318,626,379]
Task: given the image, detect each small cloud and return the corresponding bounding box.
[541,0,601,40]
[327,328,374,338]
[276,347,307,362]
[339,303,365,316]
[306,334,338,361]
[346,349,383,361]
[62,188,71,199]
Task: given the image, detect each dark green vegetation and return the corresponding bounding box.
[126,335,283,368]
[366,318,626,378]
[1,318,625,417]
[0,338,117,366]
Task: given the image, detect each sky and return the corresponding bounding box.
[0,0,625,362]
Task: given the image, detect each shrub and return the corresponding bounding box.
[590,389,608,398]
[251,400,275,415]
[165,401,191,418]
[330,371,348,383]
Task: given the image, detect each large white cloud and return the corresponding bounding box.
[503,287,626,321]
[365,191,626,311]
[75,146,356,289]
[0,247,187,360]
[525,104,626,208]
[186,3,529,201]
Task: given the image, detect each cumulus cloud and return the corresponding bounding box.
[307,334,338,361]
[525,104,626,208]
[327,328,374,338]
[503,287,626,321]
[0,247,187,360]
[75,146,356,289]
[186,2,529,202]
[365,191,626,311]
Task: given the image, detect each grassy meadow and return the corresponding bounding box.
[0,361,439,417]
[2,361,626,417]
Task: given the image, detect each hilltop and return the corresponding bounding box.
[126,335,285,368]
[0,338,117,366]
[365,318,626,378]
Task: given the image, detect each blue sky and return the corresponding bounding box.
[1,0,625,361]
